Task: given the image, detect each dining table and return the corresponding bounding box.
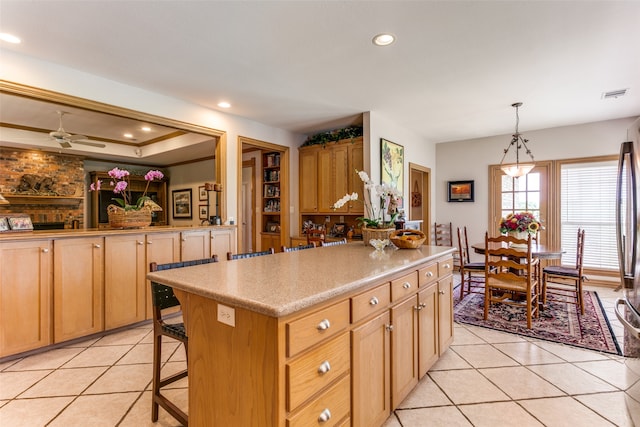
[471,241,564,260]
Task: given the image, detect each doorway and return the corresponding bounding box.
[242,159,256,252]
[408,162,431,243]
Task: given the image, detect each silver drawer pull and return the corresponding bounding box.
[94,244,101,248]
[443,263,451,269]
[414,303,426,311]
[318,408,331,423]
[316,319,331,331]
[369,296,379,305]
[425,271,434,277]
[317,360,331,374]
[439,290,445,295]
[402,282,411,289]
[137,241,144,245]
[385,324,394,332]
[42,248,49,253]
[147,241,152,244]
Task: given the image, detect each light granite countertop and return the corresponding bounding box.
[147,243,456,317]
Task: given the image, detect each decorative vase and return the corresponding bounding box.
[362,227,396,247]
[508,230,529,248]
[107,205,152,228]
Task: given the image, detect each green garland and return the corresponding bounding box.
[301,125,363,147]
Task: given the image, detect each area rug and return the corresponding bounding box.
[453,284,622,355]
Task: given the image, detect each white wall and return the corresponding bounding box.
[435,116,639,256]
[1,50,304,232]
[365,111,437,221]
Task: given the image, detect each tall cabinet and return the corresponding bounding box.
[261,152,282,251]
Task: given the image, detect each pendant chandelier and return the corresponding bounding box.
[500,102,535,178]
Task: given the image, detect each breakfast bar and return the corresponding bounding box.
[147,243,456,426]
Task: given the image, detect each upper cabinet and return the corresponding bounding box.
[299,137,363,214]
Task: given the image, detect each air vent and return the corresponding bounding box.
[602,89,628,99]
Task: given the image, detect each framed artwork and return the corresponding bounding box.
[0,217,9,232]
[172,189,193,219]
[448,180,475,202]
[331,223,347,237]
[198,204,208,220]
[7,215,34,231]
[381,138,404,193]
[198,186,208,201]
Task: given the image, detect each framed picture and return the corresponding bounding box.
[381,138,404,194]
[198,204,208,220]
[331,222,347,237]
[172,189,193,219]
[266,221,279,233]
[7,214,34,231]
[448,180,475,202]
[198,186,208,201]
[0,217,9,232]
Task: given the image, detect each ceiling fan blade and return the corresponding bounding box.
[67,134,88,141]
[72,140,106,148]
[58,140,72,148]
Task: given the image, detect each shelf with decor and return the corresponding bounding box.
[261,152,281,251]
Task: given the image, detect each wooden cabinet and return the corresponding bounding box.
[438,274,454,354]
[53,237,104,342]
[418,282,439,376]
[104,234,146,330]
[145,231,181,318]
[260,233,280,253]
[299,138,364,214]
[0,239,52,357]
[181,229,211,261]
[351,310,391,427]
[210,228,236,258]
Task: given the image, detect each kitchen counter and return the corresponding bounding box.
[147,243,455,317]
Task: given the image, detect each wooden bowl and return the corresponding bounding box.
[389,229,426,249]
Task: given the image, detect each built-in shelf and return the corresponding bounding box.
[2,194,84,206]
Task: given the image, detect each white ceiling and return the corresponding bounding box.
[1,1,639,149]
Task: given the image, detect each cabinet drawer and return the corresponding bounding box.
[287,333,350,411]
[438,258,454,277]
[391,271,418,302]
[351,283,391,324]
[287,300,350,358]
[287,375,350,427]
[418,263,438,287]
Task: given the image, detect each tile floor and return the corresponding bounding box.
[1,284,639,426]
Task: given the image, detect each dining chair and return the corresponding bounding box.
[306,225,326,245]
[149,255,219,426]
[282,242,316,252]
[227,248,275,260]
[320,238,348,247]
[457,226,486,300]
[484,232,540,329]
[542,228,586,314]
[435,222,460,271]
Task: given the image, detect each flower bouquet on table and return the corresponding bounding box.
[499,211,540,247]
[90,167,164,228]
[332,170,402,246]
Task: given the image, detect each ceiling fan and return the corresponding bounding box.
[49,111,106,148]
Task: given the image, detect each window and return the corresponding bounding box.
[500,172,541,222]
[560,160,618,270]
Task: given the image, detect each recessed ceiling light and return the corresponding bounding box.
[218,102,231,108]
[141,126,151,132]
[0,33,21,44]
[372,33,395,46]
[123,133,134,139]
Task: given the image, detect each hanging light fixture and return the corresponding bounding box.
[500,102,535,178]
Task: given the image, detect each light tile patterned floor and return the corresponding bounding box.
[1,284,639,426]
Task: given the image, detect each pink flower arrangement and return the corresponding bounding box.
[499,211,540,234]
[90,167,164,210]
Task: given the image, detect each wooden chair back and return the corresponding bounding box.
[434,222,453,246]
[282,242,316,252]
[306,225,326,245]
[484,232,540,328]
[227,248,275,260]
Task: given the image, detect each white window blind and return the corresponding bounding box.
[560,161,618,270]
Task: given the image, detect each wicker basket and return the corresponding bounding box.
[107,204,152,228]
[390,229,426,249]
[361,227,396,246]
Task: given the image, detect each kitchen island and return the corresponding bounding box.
[147,243,456,427]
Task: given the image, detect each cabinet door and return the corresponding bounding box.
[348,143,364,214]
[418,283,439,377]
[317,148,335,213]
[351,310,391,427]
[211,228,236,258]
[104,234,146,330]
[331,144,350,213]
[145,232,181,319]
[438,275,454,354]
[0,240,52,357]
[54,237,104,342]
[299,148,318,213]
[181,230,211,261]
[390,295,419,409]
